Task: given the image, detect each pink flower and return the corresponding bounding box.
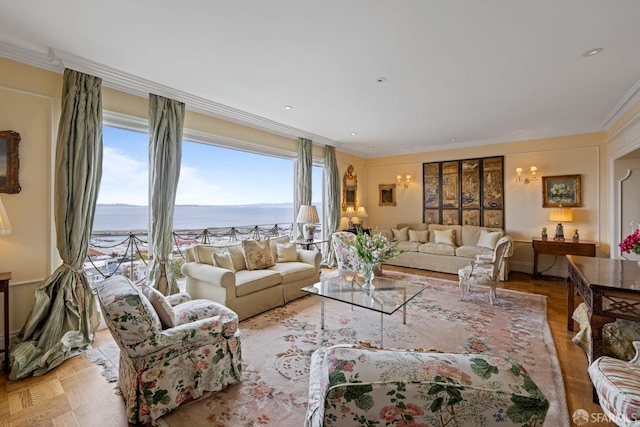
[619,228,640,254]
[404,403,425,417]
[379,405,402,421]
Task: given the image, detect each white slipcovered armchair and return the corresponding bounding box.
[93,275,242,424]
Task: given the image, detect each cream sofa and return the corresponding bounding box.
[181,236,321,320]
[380,223,513,281]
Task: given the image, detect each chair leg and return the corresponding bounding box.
[459,278,465,299]
[489,286,496,305]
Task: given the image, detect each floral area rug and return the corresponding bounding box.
[90,271,569,426]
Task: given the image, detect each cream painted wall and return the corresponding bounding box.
[365,133,609,275]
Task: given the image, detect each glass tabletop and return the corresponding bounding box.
[301,274,426,315]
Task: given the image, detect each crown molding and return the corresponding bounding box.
[0,41,339,149]
[601,77,640,130]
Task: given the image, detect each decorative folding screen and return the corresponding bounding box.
[423,156,504,228]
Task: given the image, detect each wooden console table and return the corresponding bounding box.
[566,256,640,401]
[0,272,10,371]
[532,237,595,279]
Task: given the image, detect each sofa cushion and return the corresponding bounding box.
[269,262,317,284]
[409,229,429,243]
[392,227,409,241]
[418,242,457,256]
[224,243,247,271]
[192,245,217,266]
[212,251,235,272]
[456,244,493,259]
[428,224,463,246]
[477,229,502,249]
[234,269,282,297]
[140,284,176,328]
[269,235,291,259]
[242,239,275,270]
[276,242,298,262]
[461,225,504,246]
[397,241,421,252]
[434,228,456,245]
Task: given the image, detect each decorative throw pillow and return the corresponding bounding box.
[242,239,275,270]
[409,229,429,243]
[477,229,502,249]
[226,244,247,271]
[434,229,456,246]
[392,227,409,241]
[140,284,175,328]
[212,251,235,272]
[276,242,298,262]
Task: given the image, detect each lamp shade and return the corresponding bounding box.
[549,207,573,222]
[0,196,12,235]
[356,207,368,218]
[344,206,356,218]
[296,205,319,224]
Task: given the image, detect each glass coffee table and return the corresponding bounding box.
[301,274,426,347]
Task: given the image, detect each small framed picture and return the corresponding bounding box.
[542,174,581,207]
[379,184,396,206]
[0,130,21,194]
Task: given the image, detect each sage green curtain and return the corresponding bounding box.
[147,94,185,295]
[321,146,341,267]
[295,137,312,239]
[9,69,103,380]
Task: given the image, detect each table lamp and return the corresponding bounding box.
[345,206,356,229]
[357,207,368,228]
[296,205,319,242]
[549,206,572,241]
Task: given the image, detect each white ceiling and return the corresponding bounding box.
[1,1,639,158]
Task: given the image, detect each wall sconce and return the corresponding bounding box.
[515,166,538,184]
[397,174,411,189]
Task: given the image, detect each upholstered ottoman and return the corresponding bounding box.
[589,352,640,427]
[305,344,549,427]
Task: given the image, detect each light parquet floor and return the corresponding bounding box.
[0,269,617,426]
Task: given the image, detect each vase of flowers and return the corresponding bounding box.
[351,229,406,292]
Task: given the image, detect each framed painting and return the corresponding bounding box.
[462,209,480,226]
[461,159,480,208]
[0,130,21,194]
[423,163,440,208]
[424,209,439,224]
[483,210,503,229]
[442,209,459,225]
[442,161,459,208]
[542,174,581,207]
[379,184,396,206]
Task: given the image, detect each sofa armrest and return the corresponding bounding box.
[181,262,236,289]
[297,249,322,271]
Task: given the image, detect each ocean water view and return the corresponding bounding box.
[93,203,323,232]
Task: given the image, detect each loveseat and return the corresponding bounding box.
[380,223,513,281]
[181,235,321,320]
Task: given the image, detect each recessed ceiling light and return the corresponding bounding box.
[284,105,293,110]
[450,137,457,141]
[351,132,358,136]
[582,48,603,57]
[375,77,387,84]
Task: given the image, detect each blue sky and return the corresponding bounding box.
[98,126,323,206]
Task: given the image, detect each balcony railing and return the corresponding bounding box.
[86,223,298,284]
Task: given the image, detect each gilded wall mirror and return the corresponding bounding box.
[342,165,357,211]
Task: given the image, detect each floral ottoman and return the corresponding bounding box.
[305,344,549,427]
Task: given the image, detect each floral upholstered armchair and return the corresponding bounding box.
[305,345,549,427]
[331,231,382,276]
[93,275,242,424]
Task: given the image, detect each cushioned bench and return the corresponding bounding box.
[305,344,549,427]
